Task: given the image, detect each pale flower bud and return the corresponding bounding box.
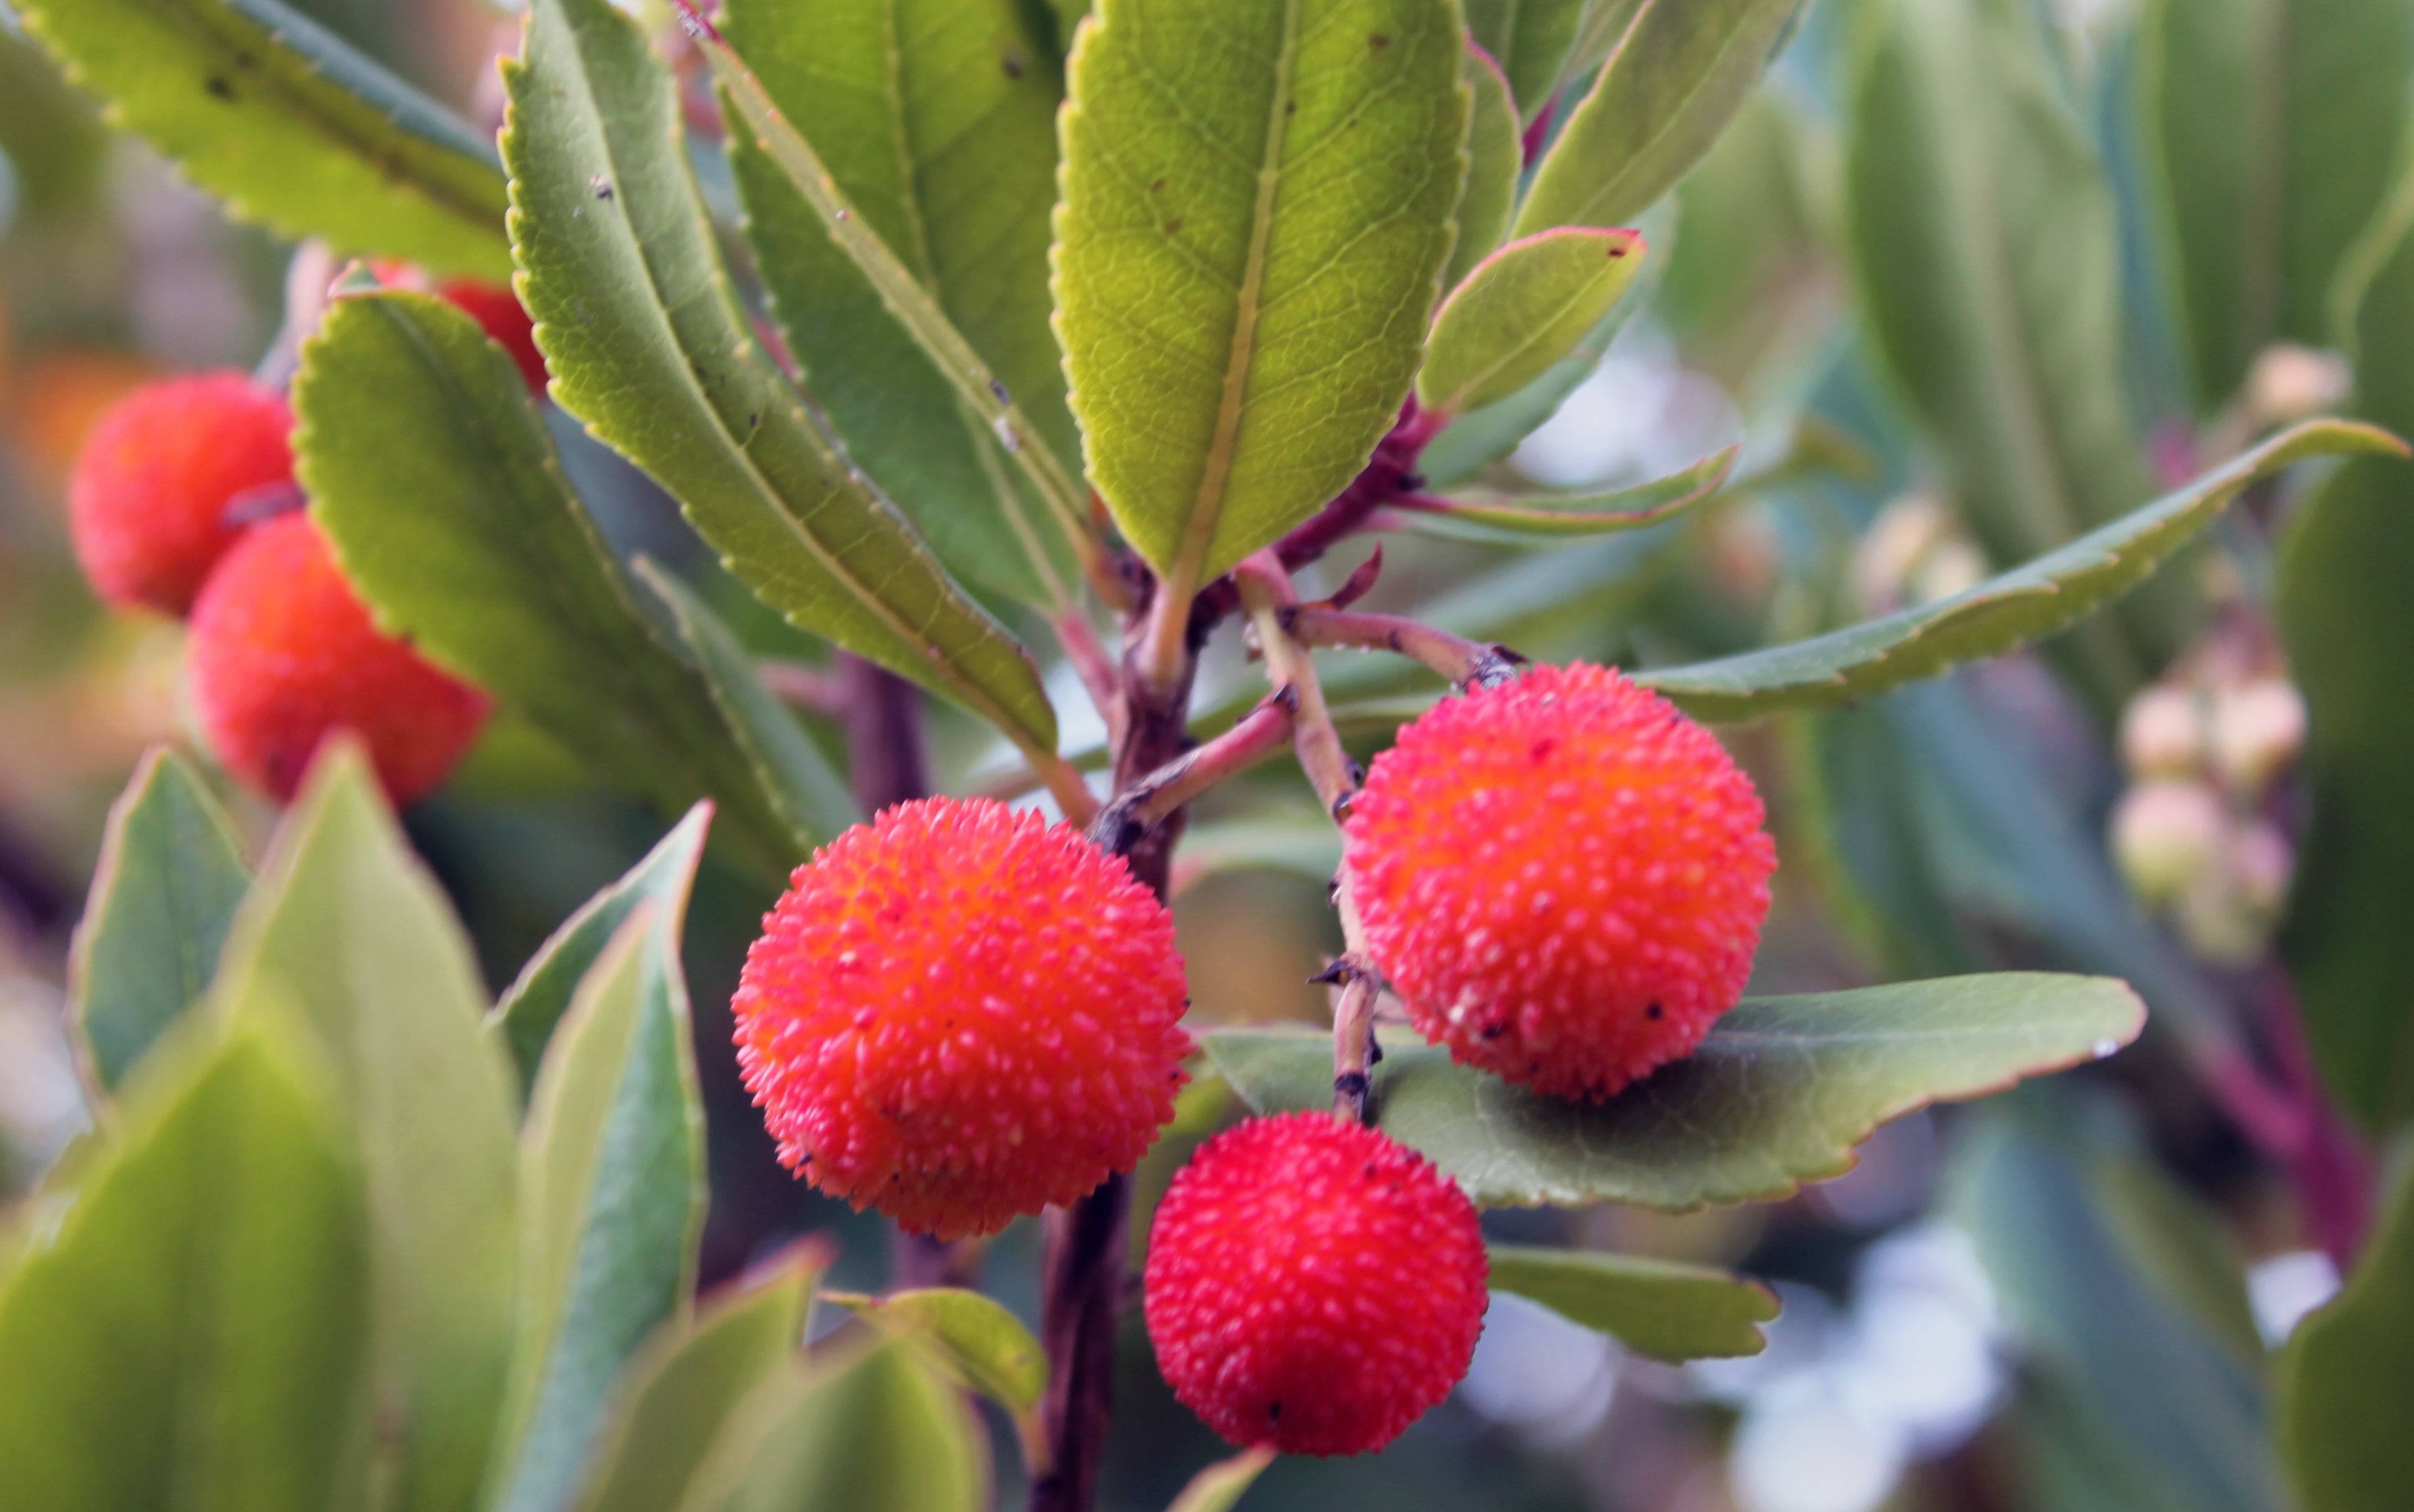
[1854,494,1950,616]
[2120,683,2205,779]
[2246,344,2352,427]
[2211,679,2308,796]
[2111,779,2225,906]
[2227,818,2296,917]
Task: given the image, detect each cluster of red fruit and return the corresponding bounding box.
[66,278,540,806]
[734,664,1776,1456]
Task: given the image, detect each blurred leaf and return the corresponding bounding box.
[1444,42,1522,296]
[1403,443,1736,543]
[1636,421,2400,721]
[2092,1157,2266,1373]
[492,907,707,1512]
[1206,974,2144,1209]
[692,1343,985,1512]
[1516,0,1801,236]
[1173,812,1345,890]
[1053,0,1465,596]
[716,0,1084,604]
[1465,0,1585,114]
[503,0,1060,754]
[16,0,510,278]
[825,1287,1046,1434]
[636,565,862,847]
[575,1249,819,1512]
[1843,0,2172,704]
[1558,0,1645,87]
[1954,1106,2286,1512]
[0,1022,374,1512]
[2138,0,2414,410]
[1420,229,1647,418]
[492,806,710,1096]
[2279,1149,2414,1511]
[1486,1244,1776,1359]
[0,28,108,222]
[1165,1449,1276,1512]
[209,746,520,1512]
[68,748,250,1098]
[297,289,826,873]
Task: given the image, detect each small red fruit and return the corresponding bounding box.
[1343,662,1775,1101]
[433,279,547,395]
[733,797,1193,1241]
[1144,1112,1487,1456]
[68,372,294,616]
[187,511,491,805]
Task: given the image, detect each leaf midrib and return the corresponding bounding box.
[1171,0,1307,600]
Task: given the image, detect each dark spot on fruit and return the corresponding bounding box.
[1646,1002,1664,1020]
[1268,1401,1284,1422]
[1480,1021,1506,1040]
[1529,736,1557,763]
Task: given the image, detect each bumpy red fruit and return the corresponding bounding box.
[68,372,294,616]
[434,279,547,395]
[187,512,492,805]
[1145,1112,1488,1456]
[1343,662,1775,1101]
[733,797,1193,1241]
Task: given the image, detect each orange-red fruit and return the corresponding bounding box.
[732,797,1193,1241]
[68,372,294,616]
[1144,1112,1488,1456]
[434,279,547,395]
[1343,662,1775,1101]
[187,512,491,805]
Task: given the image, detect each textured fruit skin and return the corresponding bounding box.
[733,797,1193,1241]
[187,512,492,805]
[1343,662,1775,1101]
[68,372,294,616]
[1144,1112,1487,1456]
[434,279,547,395]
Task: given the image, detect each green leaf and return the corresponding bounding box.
[17,0,510,278]
[1487,1244,1776,1360]
[209,746,520,1512]
[1444,42,1522,297]
[502,0,1060,756]
[296,289,825,873]
[1635,421,2402,722]
[1557,0,1645,88]
[1402,442,1734,543]
[1844,0,2171,704]
[635,565,862,848]
[68,747,250,1097]
[2279,1149,2414,1511]
[1465,0,1588,115]
[492,905,708,1512]
[1205,974,2144,1209]
[1515,0,1801,237]
[1053,0,1467,599]
[492,806,710,1096]
[1419,228,1646,418]
[825,1287,1046,1424]
[0,1022,374,1512]
[575,1249,819,1512]
[721,0,1078,607]
[693,1343,985,1512]
[2138,0,2414,411]
[1166,1449,1277,1512]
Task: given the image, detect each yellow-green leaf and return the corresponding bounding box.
[1487,1244,1777,1361]
[1444,42,1522,297]
[1402,444,1735,543]
[1053,0,1468,601]
[1465,0,1588,115]
[1419,228,1646,418]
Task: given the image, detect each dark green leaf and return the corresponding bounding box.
[575,1249,819,1512]
[2279,1149,2414,1511]
[1486,1244,1777,1359]
[1206,974,2144,1209]
[1465,0,1586,114]
[68,748,250,1097]
[1516,0,1801,236]
[503,0,1060,754]
[296,289,827,872]
[0,1021,373,1512]
[722,0,1079,606]
[1053,0,1467,601]
[1419,228,1647,418]
[492,908,707,1512]
[18,0,510,277]
[209,746,520,1512]
[1404,444,1735,543]
[2138,0,2414,410]
[1637,421,2400,721]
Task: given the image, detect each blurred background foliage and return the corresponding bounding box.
[1,1,2410,1510]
